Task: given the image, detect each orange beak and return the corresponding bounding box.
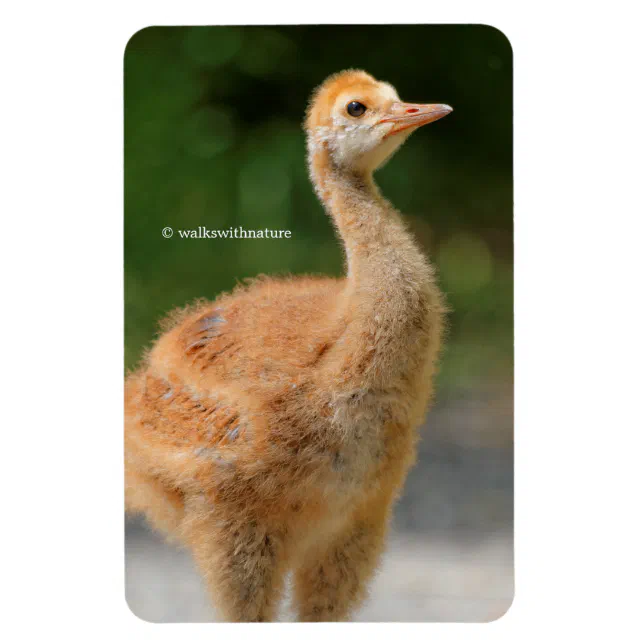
[378,102,453,136]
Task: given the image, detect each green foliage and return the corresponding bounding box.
[125,25,513,389]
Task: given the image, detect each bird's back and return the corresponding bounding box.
[125,275,349,506]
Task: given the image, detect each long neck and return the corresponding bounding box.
[309,143,443,389]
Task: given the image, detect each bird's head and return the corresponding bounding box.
[306,69,452,175]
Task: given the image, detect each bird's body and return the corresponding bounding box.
[125,70,451,621]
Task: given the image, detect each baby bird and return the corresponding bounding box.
[125,69,451,622]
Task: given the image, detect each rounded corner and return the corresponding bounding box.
[124,25,157,61]
[124,590,157,625]
[485,592,515,623]
[473,23,514,58]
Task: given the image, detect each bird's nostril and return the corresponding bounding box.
[406,108,419,114]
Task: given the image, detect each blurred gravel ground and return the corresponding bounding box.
[125,386,513,622]
[125,520,512,623]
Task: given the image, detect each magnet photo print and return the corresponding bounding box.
[124,24,513,623]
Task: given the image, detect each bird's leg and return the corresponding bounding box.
[293,497,391,622]
[184,509,288,622]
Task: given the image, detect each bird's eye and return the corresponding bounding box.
[346,101,367,117]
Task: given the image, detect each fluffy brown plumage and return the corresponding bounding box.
[125,69,451,621]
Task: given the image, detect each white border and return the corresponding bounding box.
[3,1,643,642]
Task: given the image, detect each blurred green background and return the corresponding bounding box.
[125,25,513,398]
[124,25,513,622]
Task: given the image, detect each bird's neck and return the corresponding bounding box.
[308,144,441,388]
[309,145,431,293]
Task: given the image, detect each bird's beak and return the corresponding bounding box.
[378,102,453,136]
